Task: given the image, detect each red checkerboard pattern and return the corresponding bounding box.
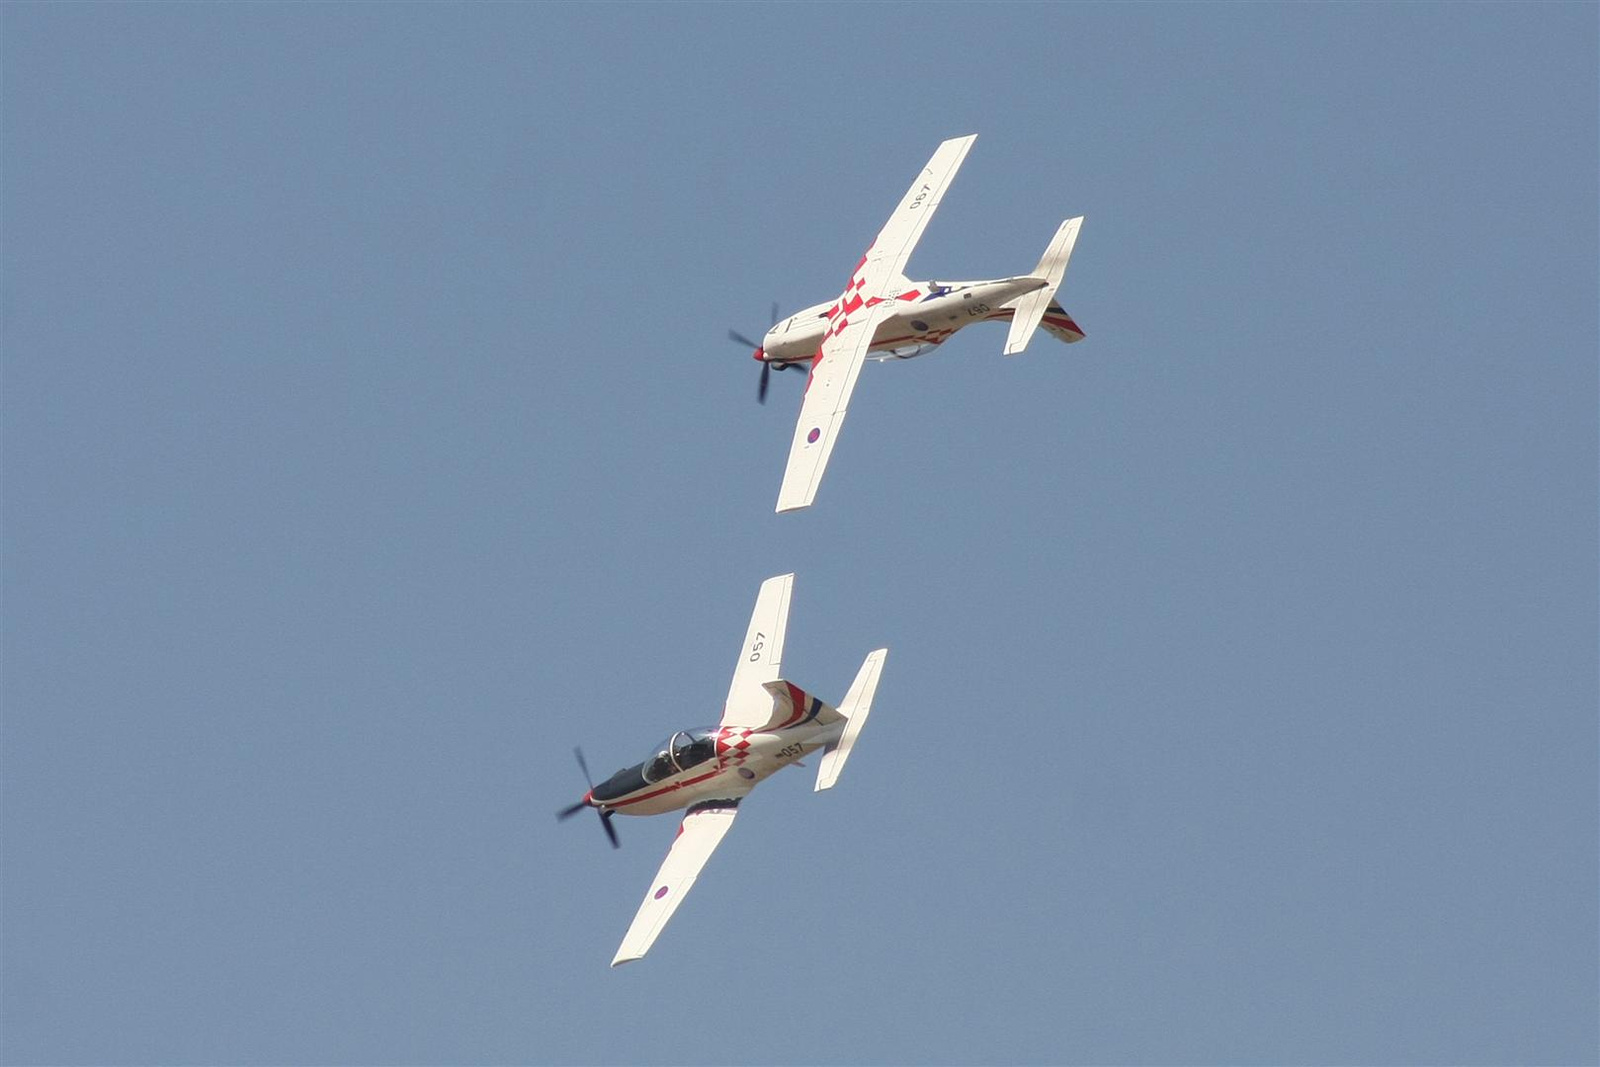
[715,728,753,766]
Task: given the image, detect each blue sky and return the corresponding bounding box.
[3,4,1595,1064]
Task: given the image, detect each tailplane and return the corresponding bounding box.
[1003,216,1084,355]
[814,649,888,792]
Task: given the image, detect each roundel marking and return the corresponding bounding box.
[911,319,929,332]
[654,885,670,900]
[738,767,756,780]
[807,427,821,444]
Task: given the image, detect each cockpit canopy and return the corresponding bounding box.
[641,726,719,784]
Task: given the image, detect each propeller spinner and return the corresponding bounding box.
[732,303,800,404]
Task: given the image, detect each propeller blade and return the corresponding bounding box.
[561,746,620,847]
[728,328,762,350]
[770,301,780,327]
[758,361,770,404]
[556,799,589,821]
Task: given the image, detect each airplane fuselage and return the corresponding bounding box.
[583,718,845,818]
[758,275,1047,365]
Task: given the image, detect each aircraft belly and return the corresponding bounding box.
[768,280,1046,362]
[868,280,1044,352]
[671,773,755,808]
[870,306,969,351]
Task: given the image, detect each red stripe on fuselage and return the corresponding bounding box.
[604,767,724,809]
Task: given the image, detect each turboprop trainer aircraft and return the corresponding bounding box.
[557,573,887,967]
[728,134,1085,513]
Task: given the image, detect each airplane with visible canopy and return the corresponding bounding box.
[728,134,1086,513]
[557,573,886,967]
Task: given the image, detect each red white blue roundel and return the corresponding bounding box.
[807,427,821,444]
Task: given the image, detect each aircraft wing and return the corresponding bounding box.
[774,302,895,513]
[720,573,794,729]
[611,801,739,967]
[858,133,976,290]
[775,135,976,513]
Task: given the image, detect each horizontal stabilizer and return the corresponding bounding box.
[1003,217,1083,356]
[815,648,887,792]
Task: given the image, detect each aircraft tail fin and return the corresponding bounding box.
[814,649,887,792]
[760,679,844,730]
[1036,303,1087,345]
[1003,216,1083,356]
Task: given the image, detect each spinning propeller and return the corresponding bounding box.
[730,302,801,404]
[556,746,619,849]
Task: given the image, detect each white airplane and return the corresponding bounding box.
[729,134,1086,513]
[558,573,887,967]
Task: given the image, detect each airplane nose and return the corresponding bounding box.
[556,788,595,821]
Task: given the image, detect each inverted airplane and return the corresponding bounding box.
[558,573,887,967]
[730,134,1086,513]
